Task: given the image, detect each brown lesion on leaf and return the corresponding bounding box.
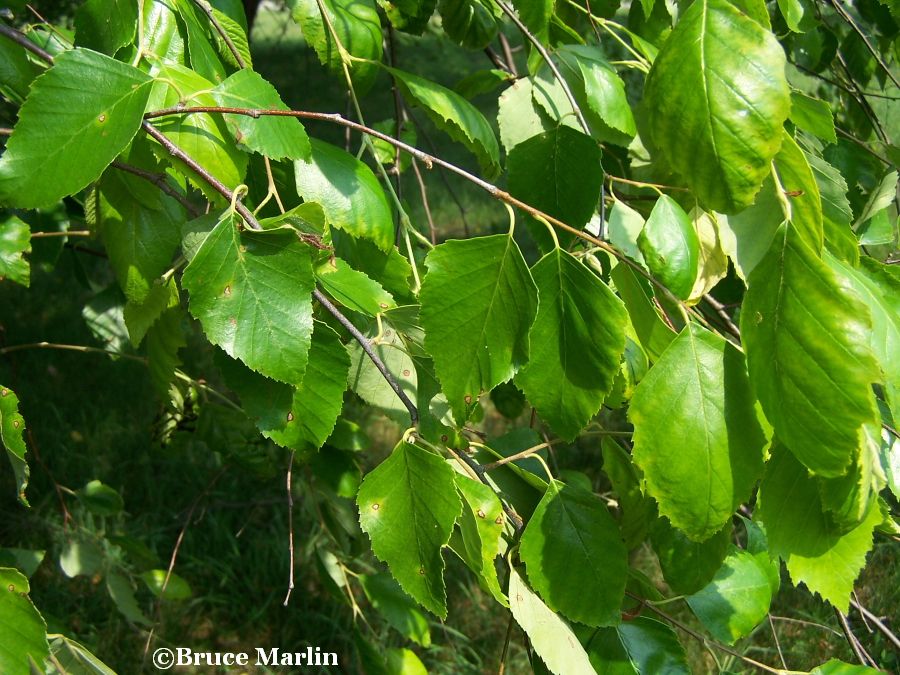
[287,411,294,422]
[476,509,486,519]
[97,113,107,123]
[372,503,380,510]
[223,285,232,297]
[418,567,425,575]
[464,394,472,405]
[1,388,8,397]
[402,369,411,378]
[494,515,503,525]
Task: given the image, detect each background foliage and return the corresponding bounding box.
[0,0,898,673]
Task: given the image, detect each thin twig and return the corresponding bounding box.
[769,615,787,670]
[850,599,900,651]
[483,440,563,470]
[444,444,524,533]
[283,449,296,606]
[0,23,53,63]
[141,105,695,315]
[140,121,263,230]
[191,0,247,69]
[110,159,201,217]
[30,230,91,238]
[410,158,438,244]
[835,609,878,668]
[314,288,418,423]
[493,0,591,135]
[703,294,741,340]
[498,33,518,77]
[0,341,146,363]
[630,593,800,674]
[828,0,900,89]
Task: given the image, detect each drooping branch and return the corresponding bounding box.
[143,105,697,317]
[492,0,591,135]
[314,288,419,424]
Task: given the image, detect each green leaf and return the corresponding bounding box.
[289,0,383,94]
[811,660,883,675]
[519,480,628,626]
[0,48,152,209]
[0,568,49,675]
[607,200,646,266]
[790,92,837,145]
[826,257,900,428]
[452,474,506,605]
[222,322,349,449]
[651,518,732,595]
[0,550,44,579]
[420,234,538,422]
[149,64,248,199]
[774,131,823,253]
[805,150,858,264]
[716,175,783,281]
[316,257,396,316]
[0,386,30,507]
[511,0,552,36]
[643,0,791,212]
[515,249,626,441]
[348,326,418,424]
[0,215,30,288]
[377,0,437,33]
[295,139,394,251]
[637,195,700,300]
[741,223,881,477]
[583,616,690,675]
[686,547,773,644]
[177,0,226,82]
[182,210,316,385]
[357,442,462,617]
[123,278,179,347]
[79,480,124,516]
[854,171,898,233]
[439,0,500,49]
[455,68,512,100]
[46,635,118,674]
[388,67,501,179]
[601,438,656,549]
[140,569,192,600]
[610,263,676,362]
[497,78,552,152]
[687,208,728,303]
[210,6,253,69]
[508,565,595,675]
[75,0,137,54]
[544,45,637,145]
[145,306,186,395]
[777,0,807,32]
[106,571,151,626]
[95,169,183,303]
[507,127,604,237]
[758,446,880,612]
[212,69,311,161]
[141,0,188,64]
[358,573,431,646]
[630,325,765,541]
[59,538,103,578]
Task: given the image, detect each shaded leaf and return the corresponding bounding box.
[0,386,30,506]
[790,92,837,145]
[519,480,627,626]
[758,446,880,612]
[687,547,773,643]
[389,67,501,178]
[515,249,626,441]
[357,442,462,617]
[651,519,732,595]
[289,0,383,94]
[75,0,137,54]
[359,573,431,646]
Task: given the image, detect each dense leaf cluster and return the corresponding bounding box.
[0,0,898,672]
